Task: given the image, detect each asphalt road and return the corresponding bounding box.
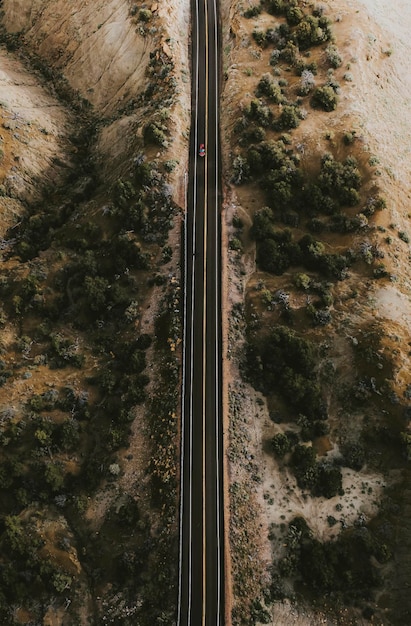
[177,0,224,624]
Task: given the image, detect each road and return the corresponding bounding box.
[177,0,224,624]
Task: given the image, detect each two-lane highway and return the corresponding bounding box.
[178,0,224,623]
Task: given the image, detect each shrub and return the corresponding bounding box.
[311,85,338,111]
[229,237,243,252]
[325,71,341,94]
[325,44,342,68]
[231,154,250,184]
[49,333,85,369]
[143,122,167,146]
[256,238,291,274]
[130,349,147,373]
[250,206,276,240]
[293,15,332,50]
[84,275,110,312]
[315,463,342,498]
[271,432,293,457]
[298,70,316,95]
[306,217,326,233]
[276,105,301,130]
[299,417,329,441]
[248,325,323,419]
[254,139,289,170]
[138,9,152,22]
[291,444,317,489]
[343,131,356,145]
[256,74,283,103]
[244,4,261,18]
[341,442,365,470]
[318,154,362,206]
[286,6,304,26]
[113,179,137,208]
[269,50,281,66]
[267,0,285,15]
[164,159,178,173]
[243,125,266,143]
[44,462,65,492]
[58,419,80,451]
[279,41,299,65]
[244,99,274,127]
[252,29,267,47]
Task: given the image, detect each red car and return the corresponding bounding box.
[199,144,205,157]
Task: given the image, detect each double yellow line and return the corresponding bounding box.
[202,0,209,623]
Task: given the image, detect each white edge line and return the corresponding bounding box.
[177,0,200,622]
[189,0,200,620]
[213,0,222,623]
[177,169,187,626]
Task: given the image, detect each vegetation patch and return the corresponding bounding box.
[0,18,182,624]
[228,1,410,623]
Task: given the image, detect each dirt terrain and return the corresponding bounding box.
[220,0,411,624]
[0,0,190,624]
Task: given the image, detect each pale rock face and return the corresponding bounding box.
[0,49,72,220]
[0,0,192,192]
[2,0,154,116]
[2,0,190,117]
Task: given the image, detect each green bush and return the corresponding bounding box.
[44,462,65,492]
[279,41,299,65]
[311,85,338,111]
[229,237,243,252]
[231,154,250,184]
[271,432,294,458]
[298,69,316,95]
[138,9,152,22]
[287,524,385,601]
[325,44,342,68]
[291,444,317,489]
[244,4,261,18]
[257,238,291,274]
[293,15,332,50]
[286,6,304,26]
[314,463,342,498]
[267,0,285,16]
[143,122,167,146]
[244,99,274,127]
[255,228,302,274]
[84,275,110,312]
[256,74,283,103]
[341,442,365,470]
[248,325,324,419]
[242,125,266,143]
[250,206,276,240]
[252,29,267,47]
[318,154,362,206]
[276,105,301,130]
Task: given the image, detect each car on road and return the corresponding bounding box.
[199,143,205,157]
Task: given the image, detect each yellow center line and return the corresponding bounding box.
[202,0,209,624]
